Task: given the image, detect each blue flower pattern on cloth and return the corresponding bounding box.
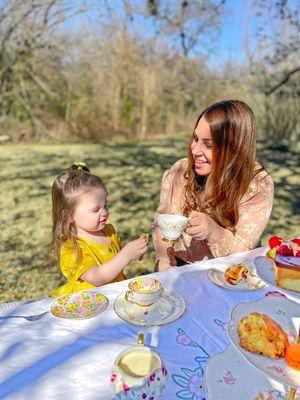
[213,319,227,331]
[172,328,209,400]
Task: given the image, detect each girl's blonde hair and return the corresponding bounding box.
[183,100,265,229]
[51,164,106,260]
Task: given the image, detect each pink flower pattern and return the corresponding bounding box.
[219,370,236,385]
[265,291,286,298]
[122,383,130,392]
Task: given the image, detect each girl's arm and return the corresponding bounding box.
[80,238,147,286]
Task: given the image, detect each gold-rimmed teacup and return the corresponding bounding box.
[125,277,163,307]
[156,213,189,242]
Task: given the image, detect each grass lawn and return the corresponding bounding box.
[0,137,299,303]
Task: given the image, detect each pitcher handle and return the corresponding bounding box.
[137,331,145,345]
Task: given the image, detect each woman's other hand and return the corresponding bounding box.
[185,210,223,243]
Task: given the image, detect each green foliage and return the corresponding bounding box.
[0,138,299,303]
[16,104,28,121]
[121,94,135,126]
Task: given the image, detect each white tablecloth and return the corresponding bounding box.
[0,247,298,399]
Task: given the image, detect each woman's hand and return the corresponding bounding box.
[121,238,148,262]
[185,210,223,243]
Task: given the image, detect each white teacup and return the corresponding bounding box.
[156,213,189,241]
[125,277,163,307]
[111,345,168,397]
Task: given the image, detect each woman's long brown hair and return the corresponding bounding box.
[51,164,106,261]
[183,100,264,230]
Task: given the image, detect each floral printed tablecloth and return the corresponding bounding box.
[0,246,298,400]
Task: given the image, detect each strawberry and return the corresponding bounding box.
[291,238,300,257]
[277,243,293,256]
[268,236,283,249]
[291,238,300,246]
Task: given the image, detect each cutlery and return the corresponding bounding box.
[0,311,48,321]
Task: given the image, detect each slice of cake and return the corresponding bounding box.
[224,263,249,285]
[238,312,288,359]
[273,238,300,293]
[275,254,300,292]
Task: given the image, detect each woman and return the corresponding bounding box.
[153,100,274,271]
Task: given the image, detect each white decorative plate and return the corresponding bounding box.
[204,345,294,400]
[207,264,266,291]
[255,256,300,299]
[50,290,109,319]
[114,289,185,326]
[227,296,300,388]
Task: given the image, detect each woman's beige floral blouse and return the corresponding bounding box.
[152,158,274,270]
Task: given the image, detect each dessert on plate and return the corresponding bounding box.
[267,236,283,260]
[238,312,289,359]
[268,236,300,293]
[224,263,249,285]
[285,343,300,371]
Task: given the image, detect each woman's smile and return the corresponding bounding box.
[194,158,208,168]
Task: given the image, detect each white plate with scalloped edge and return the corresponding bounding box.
[204,344,295,400]
[227,296,300,388]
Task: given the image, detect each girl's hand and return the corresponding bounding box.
[121,238,148,262]
[185,210,222,242]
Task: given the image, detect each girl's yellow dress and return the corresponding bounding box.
[52,224,126,297]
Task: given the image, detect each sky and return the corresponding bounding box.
[61,0,298,68]
[216,0,256,65]
[63,0,260,67]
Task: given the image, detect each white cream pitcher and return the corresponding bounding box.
[110,333,168,399]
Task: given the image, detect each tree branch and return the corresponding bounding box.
[265,66,300,96]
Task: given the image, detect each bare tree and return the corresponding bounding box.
[253,0,300,95]
[246,0,300,150]
[145,0,226,57]
[0,0,84,139]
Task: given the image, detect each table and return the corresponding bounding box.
[0,246,298,399]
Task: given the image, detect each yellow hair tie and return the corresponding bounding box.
[74,162,86,170]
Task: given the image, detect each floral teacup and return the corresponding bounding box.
[156,213,189,241]
[111,344,168,399]
[125,277,163,307]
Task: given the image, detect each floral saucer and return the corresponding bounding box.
[50,290,109,319]
[255,256,300,299]
[204,344,297,400]
[227,296,300,388]
[114,289,185,326]
[207,264,266,291]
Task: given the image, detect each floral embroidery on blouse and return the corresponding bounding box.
[152,158,274,269]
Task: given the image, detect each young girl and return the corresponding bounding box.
[51,163,147,296]
[153,99,274,271]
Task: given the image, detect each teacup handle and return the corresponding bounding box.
[124,290,135,304]
[158,287,165,298]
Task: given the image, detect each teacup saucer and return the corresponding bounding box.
[114,289,185,326]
